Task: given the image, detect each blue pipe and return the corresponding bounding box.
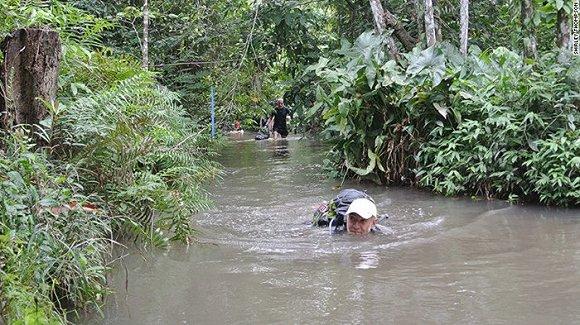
[210,86,215,139]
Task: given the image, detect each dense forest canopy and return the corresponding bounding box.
[0,0,578,322]
[67,0,576,122]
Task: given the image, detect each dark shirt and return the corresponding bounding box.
[270,107,291,131]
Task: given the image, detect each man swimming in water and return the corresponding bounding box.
[312,189,384,235]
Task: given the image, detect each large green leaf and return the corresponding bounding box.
[406,46,446,87]
[345,149,377,176]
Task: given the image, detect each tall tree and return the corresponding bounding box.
[459,0,469,55]
[556,7,570,50]
[369,0,387,33]
[433,0,442,41]
[424,0,436,46]
[142,0,149,69]
[369,0,400,60]
[521,0,537,59]
[412,0,424,36]
[0,29,61,134]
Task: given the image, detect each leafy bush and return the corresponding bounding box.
[0,0,112,55]
[1,1,221,322]
[307,33,460,183]
[1,130,110,323]
[417,49,579,206]
[523,130,579,205]
[55,60,220,242]
[307,32,579,206]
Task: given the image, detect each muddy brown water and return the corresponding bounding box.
[84,133,580,324]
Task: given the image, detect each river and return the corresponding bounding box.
[84,133,580,324]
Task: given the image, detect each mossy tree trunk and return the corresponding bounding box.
[424,0,437,46]
[369,0,400,60]
[556,8,570,50]
[459,0,469,55]
[383,7,418,51]
[0,28,61,131]
[521,0,538,59]
[142,0,149,69]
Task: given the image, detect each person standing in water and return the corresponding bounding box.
[267,98,292,140]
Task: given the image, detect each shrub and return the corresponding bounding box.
[523,130,580,206]
[307,32,579,206]
[1,130,110,322]
[417,50,579,206]
[1,1,221,322]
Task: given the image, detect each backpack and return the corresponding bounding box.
[255,126,270,140]
[312,189,373,230]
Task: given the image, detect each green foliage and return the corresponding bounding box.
[523,130,579,205]
[255,1,326,77]
[1,130,109,323]
[70,0,339,130]
[417,49,579,206]
[56,64,220,242]
[1,1,221,323]
[0,0,112,51]
[70,0,253,123]
[435,0,568,54]
[307,33,455,183]
[308,32,579,206]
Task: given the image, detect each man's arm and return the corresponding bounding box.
[267,116,274,132]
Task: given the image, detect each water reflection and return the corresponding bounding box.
[355,251,379,269]
[272,143,290,158]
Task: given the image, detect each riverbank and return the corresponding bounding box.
[0,4,220,322]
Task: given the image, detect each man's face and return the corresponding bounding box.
[346,213,376,235]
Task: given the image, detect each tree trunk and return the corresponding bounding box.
[142,0,149,69]
[369,0,400,60]
[521,0,538,59]
[412,0,424,36]
[424,0,437,46]
[383,9,418,51]
[459,0,469,55]
[556,8,570,50]
[433,0,442,41]
[0,28,61,131]
[370,0,387,33]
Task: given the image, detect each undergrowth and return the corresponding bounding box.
[308,32,579,206]
[1,1,221,322]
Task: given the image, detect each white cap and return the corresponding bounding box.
[346,198,378,220]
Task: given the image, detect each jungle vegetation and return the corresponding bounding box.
[0,0,578,322]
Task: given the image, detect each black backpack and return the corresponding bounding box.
[255,126,270,140]
[313,189,373,229]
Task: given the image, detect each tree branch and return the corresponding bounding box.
[382,9,418,51]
